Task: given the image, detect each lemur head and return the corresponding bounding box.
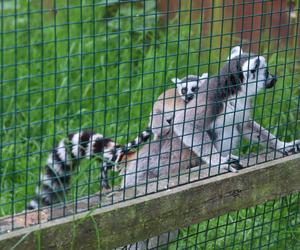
[228,46,277,96]
[172,73,208,103]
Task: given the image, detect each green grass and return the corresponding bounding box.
[0,0,300,248]
[169,193,300,249]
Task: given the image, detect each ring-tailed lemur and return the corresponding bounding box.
[27,74,207,210]
[149,73,208,140]
[121,73,214,187]
[119,47,300,250]
[173,46,300,171]
[121,47,300,188]
[27,130,151,210]
[121,63,239,188]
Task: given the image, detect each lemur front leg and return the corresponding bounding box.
[100,161,111,189]
[241,120,300,155]
[173,110,242,173]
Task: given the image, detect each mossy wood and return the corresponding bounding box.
[0,154,299,249]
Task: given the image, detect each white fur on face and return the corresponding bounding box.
[241,56,268,96]
[227,46,243,60]
[227,46,270,96]
[178,80,199,96]
[175,73,208,102]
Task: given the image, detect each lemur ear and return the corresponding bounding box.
[199,73,208,79]
[227,46,243,60]
[171,78,181,84]
[254,56,260,70]
[235,59,244,83]
[227,59,244,85]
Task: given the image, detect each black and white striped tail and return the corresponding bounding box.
[27,128,152,210]
[27,131,117,210]
[123,127,152,153]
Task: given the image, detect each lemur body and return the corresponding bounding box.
[120,74,209,188]
[120,128,202,188]
[173,46,300,168]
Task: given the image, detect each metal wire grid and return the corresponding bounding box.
[0,0,299,233]
[122,192,300,250]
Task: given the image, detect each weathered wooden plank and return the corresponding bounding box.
[0,151,284,234]
[0,153,299,249]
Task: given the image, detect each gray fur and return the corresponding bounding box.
[120,60,244,188]
[150,73,208,140]
[173,46,300,169]
[120,129,201,188]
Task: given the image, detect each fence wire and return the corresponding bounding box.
[121,192,300,250]
[0,0,300,244]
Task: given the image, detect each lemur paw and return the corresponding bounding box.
[278,140,300,156]
[222,155,243,173]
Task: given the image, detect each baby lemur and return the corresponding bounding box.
[149,73,208,140]
[120,73,208,187]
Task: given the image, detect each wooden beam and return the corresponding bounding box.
[0,154,299,249]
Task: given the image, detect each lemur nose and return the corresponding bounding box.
[186,94,194,102]
[270,76,277,85]
[266,75,277,88]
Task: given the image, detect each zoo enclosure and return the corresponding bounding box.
[0,0,300,249]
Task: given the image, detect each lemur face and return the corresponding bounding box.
[172,73,208,103]
[229,46,277,96]
[242,55,277,94]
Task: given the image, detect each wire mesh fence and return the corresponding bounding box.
[0,0,300,245]
[121,192,300,250]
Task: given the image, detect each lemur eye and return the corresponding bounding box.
[181,88,187,95]
[191,86,199,92]
[251,57,260,74]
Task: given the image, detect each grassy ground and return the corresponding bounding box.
[1,0,300,248]
[169,193,300,249]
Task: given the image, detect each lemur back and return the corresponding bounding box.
[120,128,202,188]
[150,88,185,139]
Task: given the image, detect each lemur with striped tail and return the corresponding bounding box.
[27,130,150,210]
[27,75,205,210]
